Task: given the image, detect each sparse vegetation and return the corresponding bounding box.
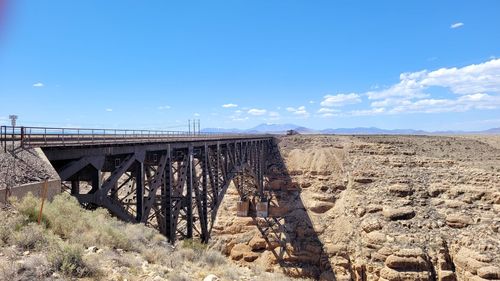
[0,192,309,280]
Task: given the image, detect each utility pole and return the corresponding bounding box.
[188,119,201,135]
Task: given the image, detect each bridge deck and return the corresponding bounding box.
[1,125,272,149]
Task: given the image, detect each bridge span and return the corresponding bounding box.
[1,126,275,243]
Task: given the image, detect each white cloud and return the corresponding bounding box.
[320,93,362,107]
[222,103,238,108]
[370,98,413,108]
[286,106,309,117]
[320,113,335,118]
[33,82,44,87]
[157,105,171,110]
[232,116,249,121]
[317,108,338,113]
[105,108,113,112]
[268,111,280,117]
[194,113,201,117]
[351,107,386,116]
[309,100,315,104]
[450,22,464,29]
[364,58,500,114]
[317,108,340,117]
[366,71,429,100]
[247,108,267,116]
[388,94,500,114]
[420,59,500,94]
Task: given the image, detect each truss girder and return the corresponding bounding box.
[61,139,273,243]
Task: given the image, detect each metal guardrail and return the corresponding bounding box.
[0,126,271,149]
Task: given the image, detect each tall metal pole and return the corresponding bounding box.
[186,146,194,238]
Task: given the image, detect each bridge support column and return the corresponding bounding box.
[91,167,101,193]
[186,146,194,239]
[135,160,144,222]
[201,144,209,243]
[163,146,174,241]
[71,180,80,195]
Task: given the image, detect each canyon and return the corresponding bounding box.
[211,135,500,281]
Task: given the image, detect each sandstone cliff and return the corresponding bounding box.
[211,135,500,281]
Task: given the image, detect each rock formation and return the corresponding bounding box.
[211,135,500,280]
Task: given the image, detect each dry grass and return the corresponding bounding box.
[0,193,310,280]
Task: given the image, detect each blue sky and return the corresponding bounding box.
[0,0,499,131]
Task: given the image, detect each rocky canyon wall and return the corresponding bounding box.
[211,135,500,281]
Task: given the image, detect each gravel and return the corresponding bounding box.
[0,145,59,189]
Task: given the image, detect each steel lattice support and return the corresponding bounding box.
[52,138,273,243]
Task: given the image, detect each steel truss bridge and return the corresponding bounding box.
[1,126,274,243]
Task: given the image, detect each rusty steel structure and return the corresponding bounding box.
[1,126,274,243]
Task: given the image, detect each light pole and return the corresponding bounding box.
[7,115,18,150]
[9,115,17,127]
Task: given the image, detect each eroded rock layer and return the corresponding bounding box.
[211,135,500,280]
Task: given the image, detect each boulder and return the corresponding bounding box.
[309,202,335,214]
[446,214,472,228]
[248,236,267,251]
[438,270,456,281]
[380,266,431,281]
[477,266,500,279]
[361,218,383,233]
[387,184,413,197]
[203,274,219,281]
[385,255,428,271]
[383,207,416,220]
[230,244,253,261]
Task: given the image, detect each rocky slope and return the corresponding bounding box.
[211,135,500,280]
[0,147,59,190]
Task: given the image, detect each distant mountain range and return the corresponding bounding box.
[202,123,500,135]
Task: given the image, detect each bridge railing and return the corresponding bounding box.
[0,126,269,148]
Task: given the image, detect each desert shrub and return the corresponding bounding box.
[14,193,50,226]
[168,271,192,281]
[0,212,24,246]
[142,246,172,265]
[11,222,46,250]
[201,250,226,267]
[112,251,142,268]
[181,239,207,252]
[124,223,160,246]
[43,193,87,239]
[220,266,241,280]
[48,241,96,278]
[173,247,196,263]
[0,259,18,281]
[16,254,52,280]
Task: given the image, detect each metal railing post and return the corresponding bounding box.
[20,126,25,148]
[1,126,5,153]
